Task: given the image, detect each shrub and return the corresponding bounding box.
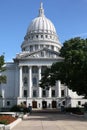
[10,105,21,112]
[65,107,84,115]
[10,105,28,113]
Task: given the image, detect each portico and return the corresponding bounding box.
[19,65,62,99]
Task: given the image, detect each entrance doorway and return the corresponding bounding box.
[42,101,47,108]
[52,101,56,108]
[32,101,37,108]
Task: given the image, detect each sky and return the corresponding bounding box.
[0,0,87,62]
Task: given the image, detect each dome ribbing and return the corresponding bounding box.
[27,2,56,34]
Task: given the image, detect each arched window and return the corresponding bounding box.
[36,35,38,38]
[23,77,28,86]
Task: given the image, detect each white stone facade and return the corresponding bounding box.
[0,3,87,109]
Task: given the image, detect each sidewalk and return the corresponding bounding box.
[12,112,87,130]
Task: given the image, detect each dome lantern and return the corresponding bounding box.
[39,2,44,17]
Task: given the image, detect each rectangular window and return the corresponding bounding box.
[42,90,46,97]
[41,66,47,75]
[30,45,33,52]
[22,66,28,73]
[41,35,43,38]
[62,101,65,106]
[61,90,64,97]
[51,45,54,50]
[40,45,43,49]
[41,51,44,57]
[32,77,37,86]
[32,66,38,73]
[24,90,27,97]
[45,35,48,38]
[78,101,81,105]
[33,90,37,97]
[7,101,10,106]
[52,90,55,97]
[46,45,49,48]
[23,77,28,86]
[35,45,38,50]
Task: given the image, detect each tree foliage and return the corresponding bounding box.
[39,37,87,97]
[0,55,6,84]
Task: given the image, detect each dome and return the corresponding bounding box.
[27,16,56,34]
[27,3,56,34]
[21,3,62,52]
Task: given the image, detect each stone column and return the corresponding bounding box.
[38,45,40,49]
[15,66,19,97]
[2,86,5,108]
[49,87,51,98]
[38,66,42,98]
[28,66,32,98]
[65,86,68,96]
[58,81,61,97]
[19,66,23,97]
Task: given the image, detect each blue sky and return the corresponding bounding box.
[0,0,87,61]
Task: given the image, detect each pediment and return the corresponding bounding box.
[16,48,60,59]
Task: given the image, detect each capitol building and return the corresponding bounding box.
[0,3,87,109]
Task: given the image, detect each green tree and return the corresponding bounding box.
[0,55,6,84]
[39,37,87,97]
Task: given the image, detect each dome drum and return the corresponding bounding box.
[24,33,58,42]
[21,41,61,52]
